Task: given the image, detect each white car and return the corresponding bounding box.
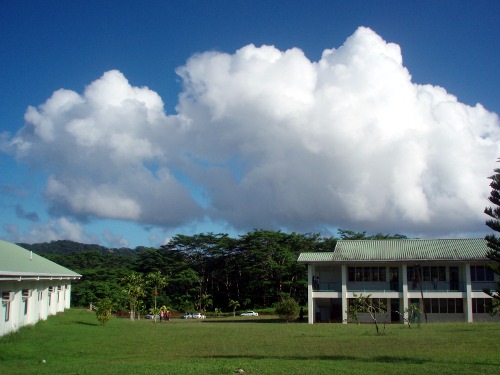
[240,311,258,317]
[182,312,206,319]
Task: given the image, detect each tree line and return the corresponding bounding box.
[21,229,406,315]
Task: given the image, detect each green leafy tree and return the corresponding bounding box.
[95,298,114,325]
[274,296,299,322]
[121,271,145,320]
[200,293,213,312]
[228,299,240,317]
[484,163,500,315]
[146,271,168,322]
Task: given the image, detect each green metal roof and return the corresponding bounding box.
[0,239,81,279]
[297,238,490,263]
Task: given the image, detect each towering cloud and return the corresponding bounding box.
[4,27,500,237]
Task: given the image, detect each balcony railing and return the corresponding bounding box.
[314,282,342,292]
[407,281,465,292]
[471,281,497,293]
[312,281,492,293]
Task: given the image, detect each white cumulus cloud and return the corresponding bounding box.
[4,27,500,238]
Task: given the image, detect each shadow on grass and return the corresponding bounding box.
[199,318,288,324]
[203,354,427,364]
[72,321,100,326]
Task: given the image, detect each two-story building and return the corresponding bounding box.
[297,238,498,324]
[1,240,81,336]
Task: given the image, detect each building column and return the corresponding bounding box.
[464,263,473,323]
[341,264,348,324]
[402,264,408,322]
[308,264,314,324]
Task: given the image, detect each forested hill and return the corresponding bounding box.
[17,239,143,257]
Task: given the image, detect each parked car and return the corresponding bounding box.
[181,312,206,319]
[145,314,160,319]
[241,311,258,317]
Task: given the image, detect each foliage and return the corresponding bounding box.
[403,304,421,328]
[95,298,113,325]
[146,271,168,322]
[121,271,145,320]
[347,293,388,335]
[274,296,299,322]
[32,229,406,314]
[228,299,240,317]
[338,229,407,240]
[485,163,500,316]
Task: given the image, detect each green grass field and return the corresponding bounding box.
[1,309,499,375]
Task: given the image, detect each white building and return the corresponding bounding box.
[1,240,81,336]
[298,239,499,324]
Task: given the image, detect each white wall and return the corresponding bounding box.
[1,280,72,336]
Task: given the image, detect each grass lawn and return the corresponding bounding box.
[1,309,499,375]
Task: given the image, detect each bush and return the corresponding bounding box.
[95,298,114,325]
[274,297,299,322]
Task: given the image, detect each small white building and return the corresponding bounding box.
[1,239,81,336]
[298,239,499,324]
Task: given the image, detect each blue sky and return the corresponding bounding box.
[1,1,499,248]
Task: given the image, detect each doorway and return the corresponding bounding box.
[391,299,400,323]
[450,266,459,290]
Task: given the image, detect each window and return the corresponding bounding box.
[439,299,448,313]
[2,291,13,322]
[423,298,464,313]
[3,302,10,322]
[470,266,495,282]
[472,298,493,314]
[348,267,387,282]
[22,289,31,315]
[348,268,355,282]
[417,266,446,282]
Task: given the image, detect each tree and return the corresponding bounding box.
[146,271,168,322]
[95,298,114,325]
[121,271,145,320]
[484,163,500,315]
[228,299,240,317]
[274,296,299,322]
[347,293,388,335]
[200,293,213,312]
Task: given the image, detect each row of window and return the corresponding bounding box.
[407,266,447,282]
[470,266,495,282]
[422,298,463,314]
[2,286,68,322]
[347,297,493,315]
[346,266,495,283]
[348,267,387,282]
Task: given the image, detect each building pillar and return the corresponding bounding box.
[308,264,314,324]
[341,264,348,324]
[402,264,408,322]
[464,263,473,323]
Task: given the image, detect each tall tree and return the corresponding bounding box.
[146,271,168,322]
[121,271,145,320]
[484,164,500,315]
[229,299,240,317]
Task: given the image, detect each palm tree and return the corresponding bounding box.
[121,271,145,320]
[229,299,240,317]
[146,271,168,323]
[200,293,213,312]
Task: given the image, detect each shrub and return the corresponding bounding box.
[95,298,114,325]
[274,297,299,322]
